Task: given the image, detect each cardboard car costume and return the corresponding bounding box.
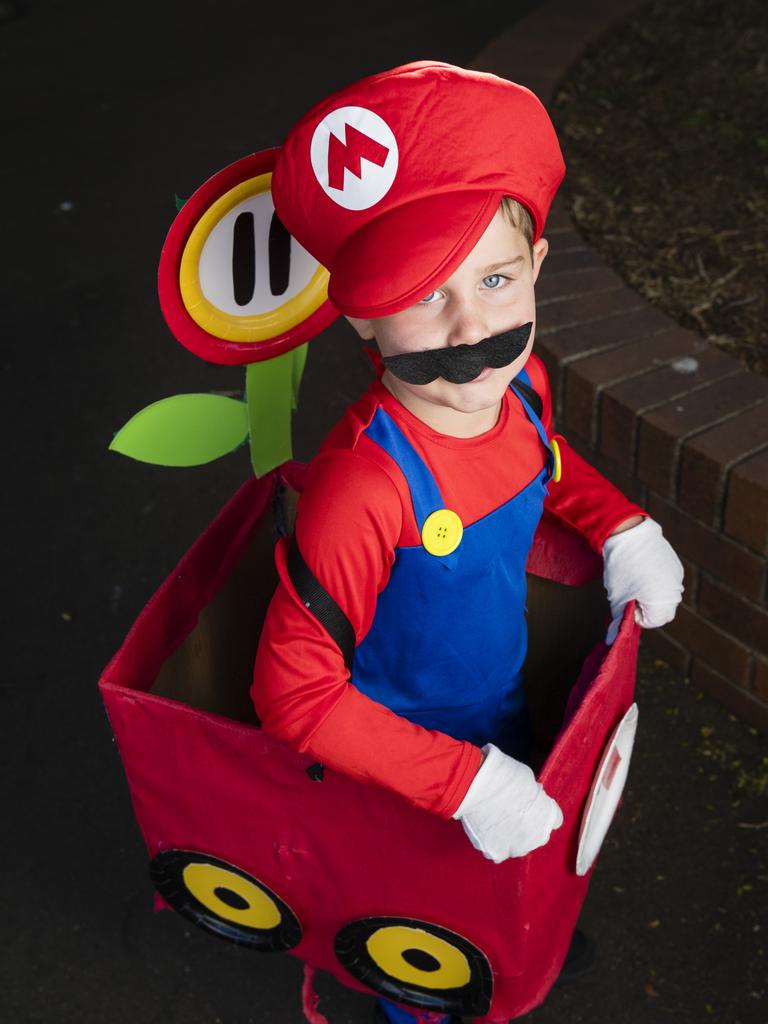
[102,60,642,1022]
[100,465,640,1023]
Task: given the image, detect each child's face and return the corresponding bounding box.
[346,209,548,423]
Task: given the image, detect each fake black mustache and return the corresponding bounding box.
[382,322,533,385]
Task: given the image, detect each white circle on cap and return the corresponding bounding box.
[310,106,398,211]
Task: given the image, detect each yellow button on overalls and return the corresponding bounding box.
[421,509,464,556]
[550,438,562,483]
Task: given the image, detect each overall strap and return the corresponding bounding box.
[510,368,543,420]
[364,407,446,532]
[286,536,354,780]
[286,539,355,672]
[510,367,555,476]
[285,403,453,677]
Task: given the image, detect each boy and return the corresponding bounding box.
[253,60,683,1020]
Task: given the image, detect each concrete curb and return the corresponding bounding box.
[472,0,768,731]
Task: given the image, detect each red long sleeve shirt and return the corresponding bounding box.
[252,352,646,817]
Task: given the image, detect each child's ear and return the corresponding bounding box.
[344,315,376,341]
[532,237,549,285]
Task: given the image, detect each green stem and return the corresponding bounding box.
[245,343,309,477]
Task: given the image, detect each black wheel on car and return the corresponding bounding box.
[150,850,302,951]
[334,916,492,1015]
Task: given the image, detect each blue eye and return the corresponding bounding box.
[420,290,441,304]
[483,274,506,289]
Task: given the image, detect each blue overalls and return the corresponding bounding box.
[351,370,556,1024]
[352,369,556,760]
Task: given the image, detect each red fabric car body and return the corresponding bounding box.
[99,466,639,1023]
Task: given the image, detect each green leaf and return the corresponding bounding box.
[109,394,249,466]
[174,193,187,211]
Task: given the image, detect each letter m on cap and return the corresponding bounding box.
[327,124,389,191]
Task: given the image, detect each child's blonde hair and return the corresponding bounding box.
[500,196,534,261]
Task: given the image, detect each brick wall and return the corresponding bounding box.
[473,0,768,728]
[539,197,768,732]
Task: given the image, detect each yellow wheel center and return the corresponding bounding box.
[182,862,282,929]
[365,925,472,990]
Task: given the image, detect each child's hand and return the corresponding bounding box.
[602,518,684,645]
[452,744,563,862]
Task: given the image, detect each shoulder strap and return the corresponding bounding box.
[509,373,543,420]
[286,536,356,672]
[364,406,446,531]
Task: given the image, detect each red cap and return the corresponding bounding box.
[271,61,565,318]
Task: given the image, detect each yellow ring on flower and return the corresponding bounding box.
[179,173,329,344]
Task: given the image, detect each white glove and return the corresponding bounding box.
[452,744,563,862]
[602,517,684,645]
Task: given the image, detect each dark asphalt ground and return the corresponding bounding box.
[2,2,765,1022]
